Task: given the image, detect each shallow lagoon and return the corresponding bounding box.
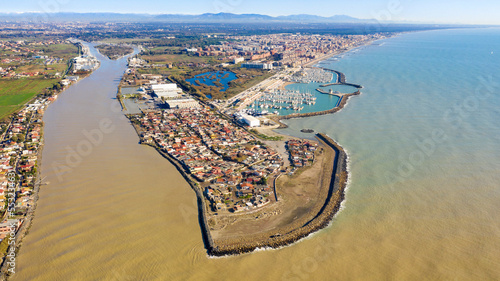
[186,71,238,92]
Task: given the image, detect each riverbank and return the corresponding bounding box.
[0,53,99,279]
[126,119,216,254]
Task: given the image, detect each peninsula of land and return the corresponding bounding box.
[0,26,383,263]
[115,30,382,255]
[95,44,134,60]
[56,28,389,256]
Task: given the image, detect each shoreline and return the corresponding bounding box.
[207,133,348,256]
[122,37,375,256]
[0,43,100,279]
[303,37,380,67]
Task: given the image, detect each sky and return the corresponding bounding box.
[2,0,499,25]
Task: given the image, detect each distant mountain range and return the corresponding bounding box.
[154,13,366,23]
[0,12,372,23]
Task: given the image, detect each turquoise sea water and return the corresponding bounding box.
[278,28,500,279]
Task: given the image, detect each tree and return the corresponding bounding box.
[16,134,25,143]
[258,177,268,185]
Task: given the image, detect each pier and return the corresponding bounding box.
[249,89,317,113]
[315,88,350,97]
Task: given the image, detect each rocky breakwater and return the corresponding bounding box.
[208,133,349,256]
[272,90,361,129]
[316,67,363,89]
[270,68,362,129]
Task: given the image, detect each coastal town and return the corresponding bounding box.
[141,33,387,69]
[129,105,321,213]
[100,27,386,252]
[118,30,359,256]
[0,21,377,270]
[0,6,494,281]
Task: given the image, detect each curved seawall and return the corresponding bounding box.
[208,133,348,256]
[274,69,361,129]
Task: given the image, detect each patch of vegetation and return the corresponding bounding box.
[0,237,10,261]
[181,67,273,100]
[0,78,60,120]
[33,43,79,60]
[249,129,283,141]
[224,69,274,99]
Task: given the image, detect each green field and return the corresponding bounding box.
[0,78,59,119]
[0,42,78,120]
[140,53,216,64]
[100,38,153,44]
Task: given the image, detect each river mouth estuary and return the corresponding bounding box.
[11,29,500,280]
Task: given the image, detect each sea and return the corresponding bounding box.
[11,28,500,280]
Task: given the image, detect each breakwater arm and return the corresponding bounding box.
[273,90,360,128]
[315,67,363,88]
[273,68,362,128]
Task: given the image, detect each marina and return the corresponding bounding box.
[246,67,349,116]
[249,89,316,114]
[245,81,358,116]
[290,68,335,84]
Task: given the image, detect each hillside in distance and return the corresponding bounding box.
[0,12,369,23]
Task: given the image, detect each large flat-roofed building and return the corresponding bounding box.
[166,98,200,109]
[73,55,98,72]
[152,83,182,98]
[234,57,245,64]
[240,114,260,127]
[241,62,273,70]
